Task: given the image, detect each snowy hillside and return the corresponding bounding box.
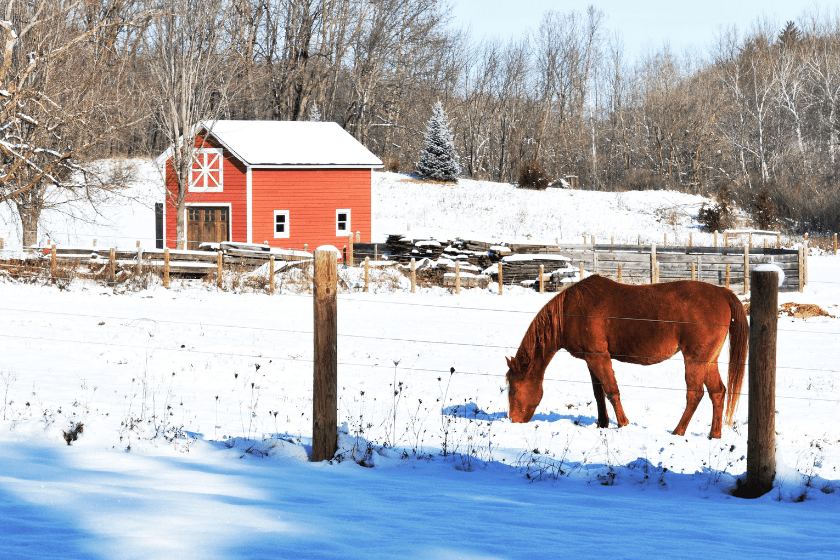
[373,172,716,247]
[2,161,719,250]
[1,166,839,559]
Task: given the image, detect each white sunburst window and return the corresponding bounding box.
[189,148,224,192]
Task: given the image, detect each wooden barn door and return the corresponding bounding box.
[187,207,229,250]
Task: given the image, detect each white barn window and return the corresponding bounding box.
[274,210,290,238]
[189,148,224,192]
[336,209,351,236]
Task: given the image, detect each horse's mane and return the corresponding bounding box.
[510,284,569,374]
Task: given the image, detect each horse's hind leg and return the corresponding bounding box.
[586,355,629,428]
[704,366,726,439]
[672,362,706,437]
[589,370,610,428]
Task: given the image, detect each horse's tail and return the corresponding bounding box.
[724,289,749,426]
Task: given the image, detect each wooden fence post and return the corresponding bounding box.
[664,233,667,246]
[579,262,584,280]
[312,248,338,462]
[539,265,544,293]
[164,248,170,289]
[50,244,56,276]
[364,257,370,292]
[269,256,275,294]
[798,247,804,292]
[410,258,416,293]
[498,262,503,295]
[455,260,460,294]
[356,231,360,243]
[93,239,97,248]
[743,245,750,295]
[109,248,116,284]
[136,246,143,277]
[776,232,781,249]
[0,238,3,250]
[691,262,696,281]
[136,240,140,249]
[217,251,223,289]
[583,234,587,245]
[804,234,809,285]
[743,269,778,497]
[724,231,729,247]
[834,232,837,255]
[348,233,354,266]
[650,244,657,284]
[303,243,308,253]
[726,264,730,289]
[637,234,641,246]
[617,263,622,283]
[714,230,718,247]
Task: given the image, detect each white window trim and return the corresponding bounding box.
[336,208,351,237]
[189,148,224,192]
[273,210,290,239]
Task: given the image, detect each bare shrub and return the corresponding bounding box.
[518,159,550,190]
[752,187,776,230]
[699,188,734,232]
[384,158,401,173]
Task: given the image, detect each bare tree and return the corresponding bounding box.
[147,0,232,249]
[0,0,150,246]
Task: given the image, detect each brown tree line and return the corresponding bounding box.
[3,1,840,244]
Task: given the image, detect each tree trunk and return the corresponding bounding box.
[17,203,40,248]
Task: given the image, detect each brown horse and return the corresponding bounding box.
[505,275,748,439]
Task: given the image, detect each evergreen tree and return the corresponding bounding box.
[416,101,459,182]
[309,104,321,122]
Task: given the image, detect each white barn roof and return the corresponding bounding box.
[157,120,383,168]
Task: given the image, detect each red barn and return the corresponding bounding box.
[156,120,382,250]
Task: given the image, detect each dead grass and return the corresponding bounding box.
[397,177,457,185]
[744,301,835,319]
[779,302,835,319]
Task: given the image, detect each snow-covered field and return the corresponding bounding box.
[2,168,840,558]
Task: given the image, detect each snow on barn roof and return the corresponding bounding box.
[157,120,383,168]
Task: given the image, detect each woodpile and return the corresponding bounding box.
[495,254,573,286]
[385,234,447,261]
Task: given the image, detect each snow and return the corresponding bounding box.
[373,171,723,247]
[502,253,571,262]
[184,120,382,167]
[754,263,786,286]
[1,165,839,558]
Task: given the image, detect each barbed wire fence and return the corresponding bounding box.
[0,249,838,493]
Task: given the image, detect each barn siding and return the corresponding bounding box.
[251,168,372,251]
[164,136,248,248]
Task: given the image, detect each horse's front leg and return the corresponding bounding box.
[586,354,629,428]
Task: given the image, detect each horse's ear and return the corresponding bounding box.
[505,356,513,369]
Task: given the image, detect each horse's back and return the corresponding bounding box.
[564,276,736,363]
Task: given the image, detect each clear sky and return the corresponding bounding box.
[449,0,840,62]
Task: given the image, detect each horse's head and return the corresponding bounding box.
[505,355,542,423]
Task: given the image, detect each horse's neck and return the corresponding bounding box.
[516,294,564,374]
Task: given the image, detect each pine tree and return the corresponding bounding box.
[416,101,459,182]
[309,104,321,122]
